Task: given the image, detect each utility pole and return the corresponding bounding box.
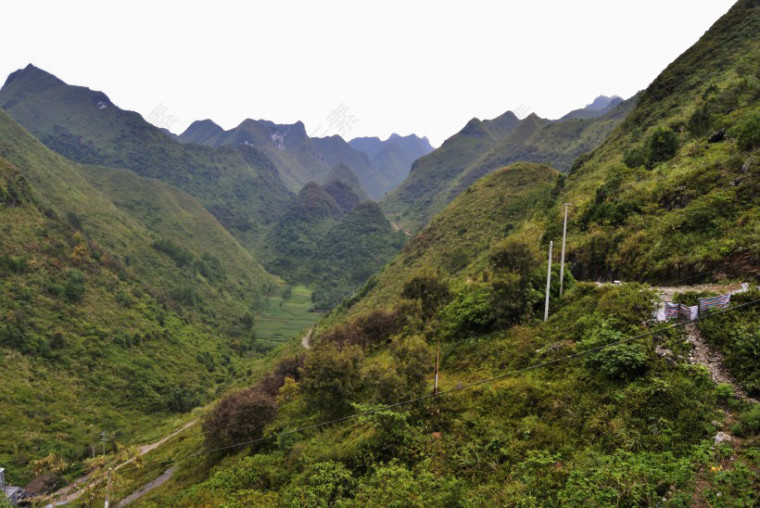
[544,241,553,322]
[104,468,113,508]
[559,203,572,296]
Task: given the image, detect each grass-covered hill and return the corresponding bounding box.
[178,118,394,199]
[558,0,760,283]
[338,163,562,316]
[349,133,434,193]
[0,109,280,486]
[381,111,522,232]
[382,99,633,233]
[110,1,760,505]
[134,161,759,505]
[0,65,293,253]
[322,163,371,204]
[261,180,406,310]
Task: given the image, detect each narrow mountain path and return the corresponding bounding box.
[116,467,176,507]
[301,327,313,350]
[684,323,757,404]
[654,282,747,303]
[46,420,196,506]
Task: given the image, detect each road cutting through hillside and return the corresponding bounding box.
[45,420,197,506]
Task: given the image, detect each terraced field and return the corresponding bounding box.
[256,284,322,347]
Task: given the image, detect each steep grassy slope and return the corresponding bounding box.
[342,163,562,315]
[349,133,434,192]
[111,2,760,505]
[381,111,521,231]
[129,161,757,506]
[322,163,370,204]
[261,181,406,310]
[382,101,632,232]
[0,66,293,252]
[558,0,760,283]
[0,111,285,487]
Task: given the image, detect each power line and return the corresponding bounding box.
[115,295,760,477]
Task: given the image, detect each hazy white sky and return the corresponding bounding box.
[1,0,737,146]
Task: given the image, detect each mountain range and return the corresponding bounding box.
[381,96,635,231]
[178,119,431,199]
[4,0,760,503]
[122,1,760,505]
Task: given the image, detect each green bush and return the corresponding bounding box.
[732,405,760,436]
[352,462,462,507]
[401,275,451,321]
[64,270,86,303]
[440,283,494,340]
[281,461,356,507]
[580,318,649,380]
[646,127,680,168]
[300,344,364,418]
[152,238,194,268]
[731,112,760,151]
[489,239,537,278]
[558,451,693,506]
[623,146,647,168]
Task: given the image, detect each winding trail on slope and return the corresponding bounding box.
[301,326,313,350]
[684,323,758,404]
[116,467,176,507]
[46,420,197,506]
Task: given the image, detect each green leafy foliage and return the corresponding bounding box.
[579,318,649,380]
[263,183,406,310]
[281,461,356,506]
[645,127,680,168]
[731,111,760,151]
[698,290,760,394]
[300,344,365,418]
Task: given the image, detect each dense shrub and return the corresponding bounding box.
[401,275,451,321]
[64,270,86,303]
[390,335,432,398]
[352,463,462,506]
[202,386,277,452]
[731,405,760,436]
[152,238,194,268]
[322,309,402,352]
[580,318,649,380]
[687,104,714,137]
[558,451,694,505]
[623,146,648,169]
[440,284,494,340]
[166,385,201,413]
[259,355,305,398]
[489,239,537,278]
[281,461,356,506]
[645,127,680,168]
[731,112,760,151]
[300,344,364,418]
